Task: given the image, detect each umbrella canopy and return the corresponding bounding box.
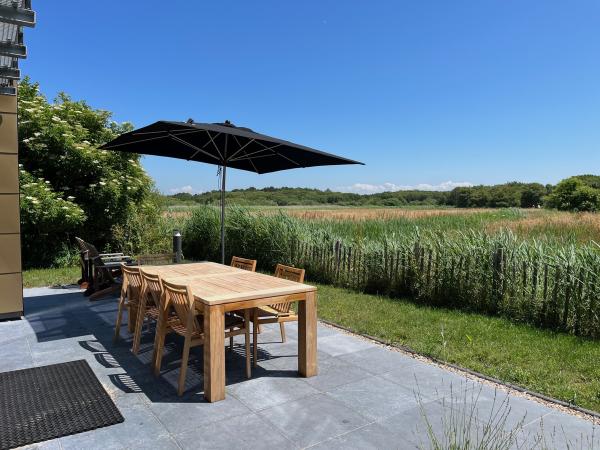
[101,120,364,262]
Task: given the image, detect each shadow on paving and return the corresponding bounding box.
[25,290,303,404]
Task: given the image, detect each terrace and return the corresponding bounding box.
[2,285,597,449]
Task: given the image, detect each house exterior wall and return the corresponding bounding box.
[0,92,22,319]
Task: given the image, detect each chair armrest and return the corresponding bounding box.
[101,255,134,262]
[99,252,124,257]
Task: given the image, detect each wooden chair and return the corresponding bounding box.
[137,253,176,266]
[229,256,257,349]
[252,264,305,366]
[113,264,143,342]
[131,269,165,355]
[231,256,257,272]
[155,279,252,396]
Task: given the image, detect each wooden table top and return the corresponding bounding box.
[139,262,316,305]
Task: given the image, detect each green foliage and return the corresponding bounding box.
[545,176,600,212]
[447,182,548,208]
[166,182,555,209]
[19,168,86,267]
[169,187,448,207]
[17,78,165,267]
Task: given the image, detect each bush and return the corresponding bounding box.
[19,169,86,267]
[545,176,600,212]
[18,79,167,267]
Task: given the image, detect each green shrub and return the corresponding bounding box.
[18,78,166,266]
[545,176,600,212]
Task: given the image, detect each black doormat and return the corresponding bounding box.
[0,359,124,449]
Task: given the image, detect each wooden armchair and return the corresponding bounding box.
[113,264,143,342]
[252,264,305,366]
[75,237,133,298]
[156,279,252,396]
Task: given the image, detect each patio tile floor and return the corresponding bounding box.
[0,287,597,449]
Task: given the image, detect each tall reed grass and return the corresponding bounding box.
[181,206,600,338]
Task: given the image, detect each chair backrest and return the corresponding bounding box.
[121,264,142,303]
[75,237,87,253]
[161,279,200,333]
[139,268,163,310]
[138,253,175,266]
[272,264,305,313]
[231,256,257,272]
[274,264,305,283]
[84,241,101,258]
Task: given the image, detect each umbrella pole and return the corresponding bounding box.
[220,164,227,264]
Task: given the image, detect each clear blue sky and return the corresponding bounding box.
[22,1,600,194]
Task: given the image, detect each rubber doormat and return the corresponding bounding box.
[0,359,124,449]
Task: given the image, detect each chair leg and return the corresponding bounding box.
[131,304,146,355]
[127,304,138,333]
[113,298,125,343]
[279,322,286,343]
[244,309,251,379]
[229,329,234,351]
[253,309,258,367]
[178,335,192,397]
[153,314,167,376]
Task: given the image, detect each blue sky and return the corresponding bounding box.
[23,1,600,194]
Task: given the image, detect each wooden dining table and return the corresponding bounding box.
[140,262,318,402]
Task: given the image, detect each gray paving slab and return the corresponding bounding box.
[381,357,477,401]
[0,337,34,372]
[339,345,421,375]
[0,286,596,449]
[174,412,297,449]
[147,396,251,436]
[327,375,419,421]
[317,332,378,357]
[303,354,372,392]
[227,375,320,411]
[258,393,370,448]
[59,401,176,450]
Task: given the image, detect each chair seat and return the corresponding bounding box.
[167,313,246,338]
[256,305,294,318]
[145,306,160,320]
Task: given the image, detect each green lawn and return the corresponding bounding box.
[23,266,80,288]
[21,267,600,413]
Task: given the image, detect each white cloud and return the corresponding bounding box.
[169,185,195,194]
[337,181,474,194]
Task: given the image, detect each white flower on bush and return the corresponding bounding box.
[89,183,97,188]
[99,181,106,186]
[51,116,61,122]
[67,196,75,200]
[33,132,41,137]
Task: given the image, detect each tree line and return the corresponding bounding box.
[168,175,600,211]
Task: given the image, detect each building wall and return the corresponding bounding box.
[0,92,22,319]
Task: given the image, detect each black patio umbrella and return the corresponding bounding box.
[101,120,363,263]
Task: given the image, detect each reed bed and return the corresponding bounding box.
[181,206,600,338]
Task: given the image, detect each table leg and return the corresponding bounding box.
[204,304,225,402]
[298,291,318,377]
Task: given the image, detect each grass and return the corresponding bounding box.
[316,283,600,413]
[23,266,80,288]
[21,265,600,413]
